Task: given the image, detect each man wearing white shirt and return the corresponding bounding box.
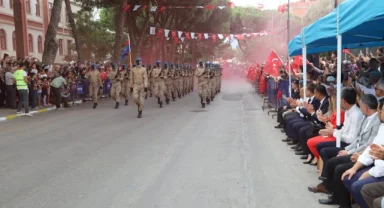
[341,103,384,208]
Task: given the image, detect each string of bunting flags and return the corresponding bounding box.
[149,27,271,43]
[123,2,236,12]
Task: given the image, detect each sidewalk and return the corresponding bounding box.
[0,100,83,122]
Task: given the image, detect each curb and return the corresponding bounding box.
[0,100,83,122]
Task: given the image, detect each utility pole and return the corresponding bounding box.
[287,0,291,96]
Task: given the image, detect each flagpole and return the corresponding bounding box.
[128,33,133,69]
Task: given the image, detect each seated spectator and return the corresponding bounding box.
[282,83,319,144]
[315,88,365,177]
[341,102,384,208]
[308,95,380,205]
[275,80,301,128]
[374,79,384,102]
[306,92,345,166]
[361,181,384,208]
[295,85,329,161]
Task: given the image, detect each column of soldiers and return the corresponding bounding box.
[85,58,222,118]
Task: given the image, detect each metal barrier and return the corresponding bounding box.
[278,80,290,108]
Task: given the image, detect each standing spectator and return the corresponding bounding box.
[29,72,38,109]
[0,66,6,108]
[14,62,32,116]
[4,66,16,109]
[50,73,67,110]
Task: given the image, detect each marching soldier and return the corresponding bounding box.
[109,63,123,109]
[151,61,166,108]
[210,64,216,101]
[162,62,171,104]
[190,65,195,92]
[87,64,102,109]
[175,64,182,99]
[121,64,130,106]
[205,62,211,105]
[195,60,208,108]
[173,64,180,99]
[130,58,148,118]
[168,64,176,101]
[146,64,153,99]
[183,64,189,95]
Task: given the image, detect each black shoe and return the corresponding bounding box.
[318,176,327,181]
[150,93,153,97]
[157,98,160,104]
[92,103,97,109]
[295,151,306,155]
[274,124,283,129]
[287,141,297,146]
[281,129,286,133]
[211,97,214,101]
[207,98,210,105]
[166,99,170,105]
[115,102,119,109]
[137,110,142,118]
[291,144,301,150]
[125,100,128,106]
[300,155,309,160]
[145,95,148,100]
[281,138,291,142]
[173,97,176,101]
[318,198,336,205]
[159,101,163,108]
[202,103,206,108]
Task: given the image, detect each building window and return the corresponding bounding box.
[58,39,63,55]
[12,31,16,51]
[0,29,6,50]
[48,2,52,19]
[26,0,31,14]
[67,40,72,56]
[38,35,43,53]
[9,0,13,9]
[28,33,33,52]
[36,0,40,16]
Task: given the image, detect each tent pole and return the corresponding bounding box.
[303,46,307,100]
[287,0,291,97]
[336,35,342,148]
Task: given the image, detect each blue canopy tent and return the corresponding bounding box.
[287,0,384,147]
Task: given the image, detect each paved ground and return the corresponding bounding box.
[0,78,335,208]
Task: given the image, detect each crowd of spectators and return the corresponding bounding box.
[0,53,114,116]
[268,48,384,208]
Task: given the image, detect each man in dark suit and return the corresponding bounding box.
[283,83,320,146]
[295,85,329,161]
[275,80,301,128]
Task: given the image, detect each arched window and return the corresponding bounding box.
[12,31,16,51]
[0,29,6,50]
[28,33,33,52]
[37,35,43,53]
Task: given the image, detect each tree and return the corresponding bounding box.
[42,0,63,65]
[65,0,82,62]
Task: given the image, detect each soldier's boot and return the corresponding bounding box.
[145,95,148,100]
[178,93,181,99]
[157,97,160,104]
[150,93,153,97]
[159,101,163,108]
[166,98,170,105]
[115,102,119,109]
[137,106,142,118]
[202,103,206,108]
[125,99,128,106]
[172,93,176,101]
[93,103,97,109]
[211,96,214,101]
[207,98,210,105]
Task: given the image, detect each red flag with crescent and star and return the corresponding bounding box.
[263,50,283,77]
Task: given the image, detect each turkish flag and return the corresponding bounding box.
[156,28,163,37]
[197,33,203,40]
[293,55,309,68]
[212,34,217,42]
[205,5,215,10]
[343,48,352,55]
[157,6,166,12]
[171,31,177,38]
[235,34,245,40]
[228,2,235,8]
[123,4,131,12]
[185,32,191,40]
[263,51,283,77]
[277,5,287,13]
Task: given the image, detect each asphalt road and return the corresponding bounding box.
[0,78,335,208]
